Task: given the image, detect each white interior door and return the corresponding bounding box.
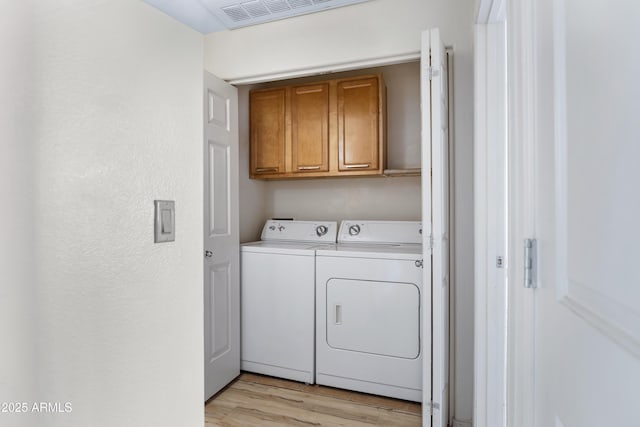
[204,71,240,401]
[511,0,640,425]
[421,28,450,427]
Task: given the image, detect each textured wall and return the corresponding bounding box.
[25,1,204,426]
[0,3,37,427]
[206,1,476,422]
[264,176,422,222]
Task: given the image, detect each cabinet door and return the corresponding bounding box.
[291,83,329,173]
[337,77,381,172]
[250,88,285,176]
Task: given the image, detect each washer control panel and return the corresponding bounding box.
[261,220,337,243]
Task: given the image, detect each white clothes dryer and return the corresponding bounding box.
[241,220,337,384]
[315,220,424,402]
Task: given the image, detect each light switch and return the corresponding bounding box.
[154,200,175,243]
[161,209,173,233]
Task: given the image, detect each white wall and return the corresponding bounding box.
[265,176,421,222]
[205,0,465,82]
[4,2,204,426]
[205,1,475,423]
[237,85,267,242]
[0,3,37,427]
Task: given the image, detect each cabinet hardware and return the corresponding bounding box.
[345,164,370,169]
[255,167,277,173]
[298,166,321,170]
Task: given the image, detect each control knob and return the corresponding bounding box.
[348,224,361,236]
[316,225,328,237]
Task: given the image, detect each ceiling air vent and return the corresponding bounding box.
[264,0,291,13]
[242,0,270,17]
[288,0,313,8]
[203,0,372,30]
[221,5,251,21]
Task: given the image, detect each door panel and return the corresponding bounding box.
[510,0,640,425]
[249,88,285,176]
[534,1,640,424]
[207,262,231,359]
[422,28,450,427]
[204,72,239,401]
[291,83,329,172]
[208,142,230,235]
[430,29,450,427]
[337,77,380,171]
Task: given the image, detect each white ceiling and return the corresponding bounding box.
[144,0,372,34]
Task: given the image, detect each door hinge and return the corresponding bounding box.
[524,238,537,289]
[428,234,434,253]
[428,66,441,81]
[426,401,440,415]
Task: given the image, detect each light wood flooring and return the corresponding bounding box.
[205,373,421,426]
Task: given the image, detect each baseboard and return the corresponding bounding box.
[452,418,472,427]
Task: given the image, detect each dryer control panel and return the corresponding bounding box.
[338,220,422,245]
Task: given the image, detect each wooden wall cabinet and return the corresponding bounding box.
[291,83,330,174]
[250,88,286,176]
[249,74,386,179]
[337,76,382,173]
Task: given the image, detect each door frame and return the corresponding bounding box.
[473,1,509,427]
[223,41,457,426]
[504,0,537,425]
[474,0,541,425]
[226,53,420,85]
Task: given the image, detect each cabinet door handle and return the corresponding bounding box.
[345,164,370,169]
[298,166,321,170]
[255,167,277,173]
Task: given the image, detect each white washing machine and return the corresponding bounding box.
[315,220,423,402]
[241,219,337,384]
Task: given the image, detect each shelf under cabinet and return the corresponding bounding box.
[382,168,421,177]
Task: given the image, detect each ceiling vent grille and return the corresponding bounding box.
[242,0,270,17]
[205,0,372,30]
[264,0,291,13]
[288,0,313,8]
[221,5,251,21]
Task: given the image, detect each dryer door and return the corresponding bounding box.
[326,278,420,359]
